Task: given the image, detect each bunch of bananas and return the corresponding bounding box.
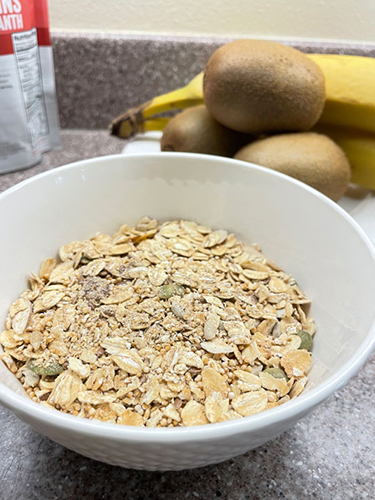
[110,53,375,190]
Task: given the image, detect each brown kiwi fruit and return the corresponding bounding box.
[235,132,351,201]
[203,39,325,135]
[161,105,250,156]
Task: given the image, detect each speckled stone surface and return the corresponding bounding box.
[0,130,375,499]
[52,33,375,130]
[0,130,124,193]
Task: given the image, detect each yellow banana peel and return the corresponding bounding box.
[110,54,375,140]
[314,124,375,190]
[308,54,375,134]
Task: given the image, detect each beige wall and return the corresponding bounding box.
[49,0,375,44]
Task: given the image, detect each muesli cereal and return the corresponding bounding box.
[0,218,316,427]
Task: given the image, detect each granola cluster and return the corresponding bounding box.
[0,218,315,427]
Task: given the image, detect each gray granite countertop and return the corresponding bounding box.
[1,130,375,500]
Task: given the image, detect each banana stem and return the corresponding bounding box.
[113,114,170,139]
[110,99,203,139]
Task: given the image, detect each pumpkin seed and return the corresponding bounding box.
[158,283,185,300]
[30,361,63,376]
[263,367,288,380]
[297,330,312,350]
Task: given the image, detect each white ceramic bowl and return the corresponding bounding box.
[1,153,375,471]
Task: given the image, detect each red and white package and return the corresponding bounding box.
[0,0,60,173]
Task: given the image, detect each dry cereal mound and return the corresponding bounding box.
[0,218,315,427]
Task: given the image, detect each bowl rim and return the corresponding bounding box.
[1,151,375,443]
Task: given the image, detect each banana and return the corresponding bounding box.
[109,51,375,191]
[110,73,203,138]
[314,124,375,190]
[110,53,375,140]
[308,54,375,134]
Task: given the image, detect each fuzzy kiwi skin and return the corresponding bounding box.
[203,40,325,135]
[235,132,351,201]
[161,106,251,156]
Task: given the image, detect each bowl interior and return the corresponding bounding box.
[1,153,375,398]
